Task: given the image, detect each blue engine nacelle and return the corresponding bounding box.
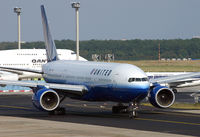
[32,87,60,111]
[148,86,175,108]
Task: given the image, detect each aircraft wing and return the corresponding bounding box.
[150,72,200,86]
[0,69,23,75]
[0,66,43,74]
[0,80,88,96]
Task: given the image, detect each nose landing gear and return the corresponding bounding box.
[112,101,139,118]
[128,102,138,118]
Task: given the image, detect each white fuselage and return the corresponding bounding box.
[0,49,87,70]
[42,60,150,102]
[43,60,149,85]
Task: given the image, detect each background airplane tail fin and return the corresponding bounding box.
[41,5,59,62]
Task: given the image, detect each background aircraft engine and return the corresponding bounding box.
[148,86,175,108]
[32,88,60,111]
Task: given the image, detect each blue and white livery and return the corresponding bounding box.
[1,5,200,118]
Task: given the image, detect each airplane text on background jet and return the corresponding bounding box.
[0,49,86,80]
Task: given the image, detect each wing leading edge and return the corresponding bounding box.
[0,66,43,74]
[0,80,88,96]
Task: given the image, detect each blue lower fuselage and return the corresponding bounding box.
[45,78,150,103]
[82,85,149,103]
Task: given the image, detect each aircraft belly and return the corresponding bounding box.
[81,85,149,103]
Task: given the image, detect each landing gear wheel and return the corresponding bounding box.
[48,107,66,115]
[129,110,137,118]
[112,106,120,114]
[128,101,139,118]
[112,105,128,114]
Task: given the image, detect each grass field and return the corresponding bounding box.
[114,60,200,72]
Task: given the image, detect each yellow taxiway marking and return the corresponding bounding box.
[0,105,31,110]
[0,104,200,126]
[66,103,200,126]
[136,118,200,126]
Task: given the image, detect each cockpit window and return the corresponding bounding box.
[135,78,141,81]
[128,77,148,82]
[142,78,148,81]
[71,52,76,55]
[128,78,135,82]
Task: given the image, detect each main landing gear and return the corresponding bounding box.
[48,107,66,115]
[112,102,139,118]
[112,103,128,113]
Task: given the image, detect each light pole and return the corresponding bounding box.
[71,2,80,60]
[14,7,22,49]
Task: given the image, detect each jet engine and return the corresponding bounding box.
[32,87,60,111]
[148,86,175,108]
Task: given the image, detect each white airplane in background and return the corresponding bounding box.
[0,5,200,118]
[147,72,200,92]
[0,49,86,80]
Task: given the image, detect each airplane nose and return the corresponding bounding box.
[138,82,150,90]
[139,85,149,94]
[135,83,150,98]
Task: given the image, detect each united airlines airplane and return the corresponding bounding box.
[0,5,200,118]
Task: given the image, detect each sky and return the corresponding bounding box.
[0,0,200,42]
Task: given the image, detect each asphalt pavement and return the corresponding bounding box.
[0,92,199,137]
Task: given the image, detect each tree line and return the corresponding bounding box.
[1,39,200,60]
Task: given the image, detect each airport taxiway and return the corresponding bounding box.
[0,91,200,137]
